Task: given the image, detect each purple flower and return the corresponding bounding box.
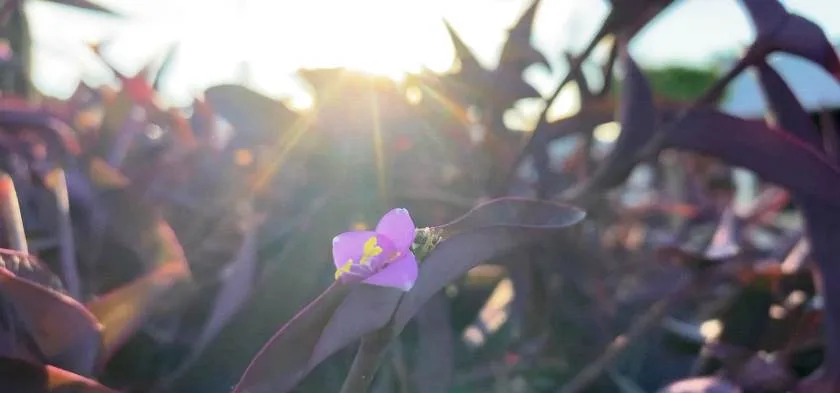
[332,208,418,291]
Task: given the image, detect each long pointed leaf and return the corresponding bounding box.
[499,0,548,70]
[0,357,117,393]
[755,62,823,149]
[410,294,454,393]
[442,20,483,76]
[0,256,101,376]
[85,220,190,364]
[230,283,351,393]
[45,169,80,299]
[665,108,840,206]
[567,45,656,199]
[393,198,585,331]
[739,0,840,79]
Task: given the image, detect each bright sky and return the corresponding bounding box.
[24,0,840,107]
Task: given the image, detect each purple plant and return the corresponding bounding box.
[1,0,840,392]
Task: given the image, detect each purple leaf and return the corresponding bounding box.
[166,218,260,381]
[392,198,585,332]
[499,0,548,70]
[0,357,117,393]
[664,108,840,206]
[0,108,81,162]
[565,52,595,103]
[492,0,549,105]
[203,84,298,149]
[234,283,404,393]
[105,103,146,168]
[567,45,656,198]
[739,0,840,79]
[44,168,80,299]
[754,61,822,149]
[85,220,190,364]
[230,283,351,393]
[442,20,482,78]
[0,249,64,293]
[738,0,787,38]
[306,285,403,370]
[798,200,840,387]
[410,294,454,393]
[0,257,101,376]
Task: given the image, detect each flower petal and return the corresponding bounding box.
[332,231,398,282]
[363,253,418,292]
[375,208,416,250]
[333,231,378,269]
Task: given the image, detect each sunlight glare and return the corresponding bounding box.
[284,91,315,112]
[405,86,423,105]
[593,121,621,143]
[247,0,453,81]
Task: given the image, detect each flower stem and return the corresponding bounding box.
[339,325,393,393]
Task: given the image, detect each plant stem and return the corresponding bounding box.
[556,284,687,393]
[339,325,393,393]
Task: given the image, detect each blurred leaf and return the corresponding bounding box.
[739,0,840,79]
[85,220,190,364]
[86,158,129,190]
[755,61,822,149]
[0,357,117,392]
[499,0,548,69]
[410,293,454,393]
[230,282,351,393]
[664,108,840,206]
[162,219,260,385]
[0,255,101,376]
[203,84,298,149]
[0,249,64,293]
[491,0,548,106]
[566,45,656,199]
[45,168,81,299]
[96,90,135,154]
[442,20,482,78]
[0,107,81,161]
[234,284,402,393]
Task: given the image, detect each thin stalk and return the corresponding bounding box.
[50,168,80,298]
[339,325,393,393]
[0,172,26,253]
[556,277,691,393]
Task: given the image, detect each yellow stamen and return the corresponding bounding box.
[360,236,383,265]
[334,258,354,280]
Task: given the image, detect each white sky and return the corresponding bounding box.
[23,0,840,107]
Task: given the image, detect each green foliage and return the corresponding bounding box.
[611,64,723,103]
[645,65,721,102]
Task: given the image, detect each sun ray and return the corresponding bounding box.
[370,80,389,203]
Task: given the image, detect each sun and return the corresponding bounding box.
[236,0,454,80]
